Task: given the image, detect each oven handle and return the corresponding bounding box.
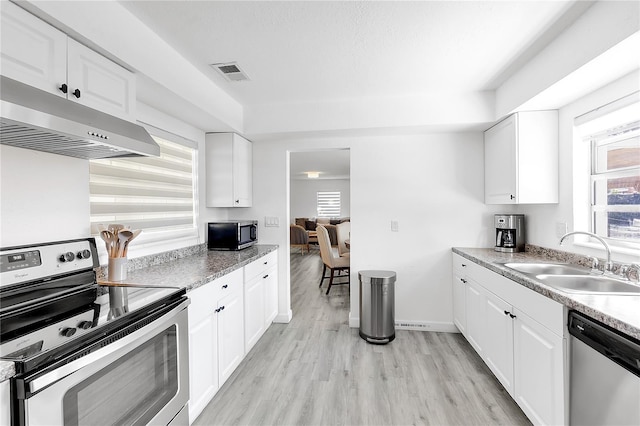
[25,298,190,394]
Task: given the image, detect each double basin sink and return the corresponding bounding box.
[502,262,640,295]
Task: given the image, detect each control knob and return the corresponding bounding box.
[60,327,77,338]
[59,252,75,262]
[77,249,92,259]
[77,321,93,330]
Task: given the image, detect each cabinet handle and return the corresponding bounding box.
[460,278,467,283]
[263,274,269,279]
[214,307,220,313]
[72,88,81,98]
[503,310,516,319]
[510,194,515,200]
[235,199,240,204]
[222,284,228,289]
[59,83,68,94]
[461,264,467,267]
[264,261,268,265]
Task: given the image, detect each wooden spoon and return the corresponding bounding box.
[117,230,133,258]
[123,229,141,257]
[100,230,116,257]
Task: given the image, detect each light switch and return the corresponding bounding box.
[265,217,279,227]
[391,220,399,232]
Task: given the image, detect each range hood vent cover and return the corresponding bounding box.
[210,62,250,82]
[0,76,160,159]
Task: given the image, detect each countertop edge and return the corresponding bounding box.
[452,247,640,340]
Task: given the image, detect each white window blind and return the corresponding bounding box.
[317,191,341,217]
[89,134,196,236]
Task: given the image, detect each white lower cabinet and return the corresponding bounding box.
[452,266,467,335]
[188,268,244,424]
[188,250,278,424]
[243,251,278,352]
[513,309,565,425]
[484,291,515,396]
[451,253,566,426]
[1,379,9,426]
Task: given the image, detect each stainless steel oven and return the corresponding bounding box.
[0,238,190,426]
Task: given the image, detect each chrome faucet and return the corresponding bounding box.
[559,231,613,274]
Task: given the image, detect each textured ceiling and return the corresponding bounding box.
[119,0,582,108]
[290,149,350,180]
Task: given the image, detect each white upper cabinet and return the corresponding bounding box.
[484,111,558,204]
[0,1,136,121]
[66,39,136,120]
[0,1,66,94]
[205,133,253,207]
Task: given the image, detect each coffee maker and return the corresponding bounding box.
[494,214,525,252]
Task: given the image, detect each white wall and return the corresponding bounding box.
[0,145,89,246]
[290,178,351,220]
[245,133,507,328]
[517,70,640,264]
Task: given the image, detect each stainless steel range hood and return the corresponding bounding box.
[0,76,160,159]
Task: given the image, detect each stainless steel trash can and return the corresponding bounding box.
[359,270,396,344]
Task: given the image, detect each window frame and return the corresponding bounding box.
[316,191,341,218]
[89,123,199,259]
[574,93,640,253]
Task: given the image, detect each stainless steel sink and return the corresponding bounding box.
[503,262,592,276]
[536,274,640,295]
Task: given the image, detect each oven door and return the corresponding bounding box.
[15,299,189,426]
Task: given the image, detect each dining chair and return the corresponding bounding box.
[336,221,350,257]
[290,224,309,254]
[317,225,350,294]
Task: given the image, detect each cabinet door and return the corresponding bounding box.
[483,292,514,396]
[67,39,136,121]
[264,266,278,324]
[217,289,245,386]
[188,311,218,423]
[452,272,466,335]
[484,115,517,204]
[244,274,265,352]
[513,309,565,426]
[465,279,485,356]
[232,134,252,207]
[0,1,66,95]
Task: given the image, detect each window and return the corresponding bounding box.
[89,131,197,242]
[579,97,640,244]
[317,191,341,217]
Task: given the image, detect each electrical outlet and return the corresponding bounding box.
[555,222,567,238]
[391,220,399,232]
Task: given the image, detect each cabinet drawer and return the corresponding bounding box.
[245,251,278,282]
[189,268,243,324]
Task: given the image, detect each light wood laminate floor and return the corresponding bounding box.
[193,250,531,426]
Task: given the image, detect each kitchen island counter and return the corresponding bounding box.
[453,247,640,340]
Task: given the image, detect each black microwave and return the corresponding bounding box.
[207,220,258,250]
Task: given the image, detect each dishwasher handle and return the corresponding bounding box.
[568,310,640,378]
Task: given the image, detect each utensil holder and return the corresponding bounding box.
[108,257,128,282]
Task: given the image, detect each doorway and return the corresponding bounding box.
[288,149,351,301]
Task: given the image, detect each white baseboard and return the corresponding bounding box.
[273,309,293,323]
[348,315,459,334]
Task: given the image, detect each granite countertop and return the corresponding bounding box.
[452,247,640,340]
[100,244,278,291]
[0,244,278,383]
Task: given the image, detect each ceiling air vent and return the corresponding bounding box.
[210,62,250,82]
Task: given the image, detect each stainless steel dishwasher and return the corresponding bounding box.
[568,311,640,425]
